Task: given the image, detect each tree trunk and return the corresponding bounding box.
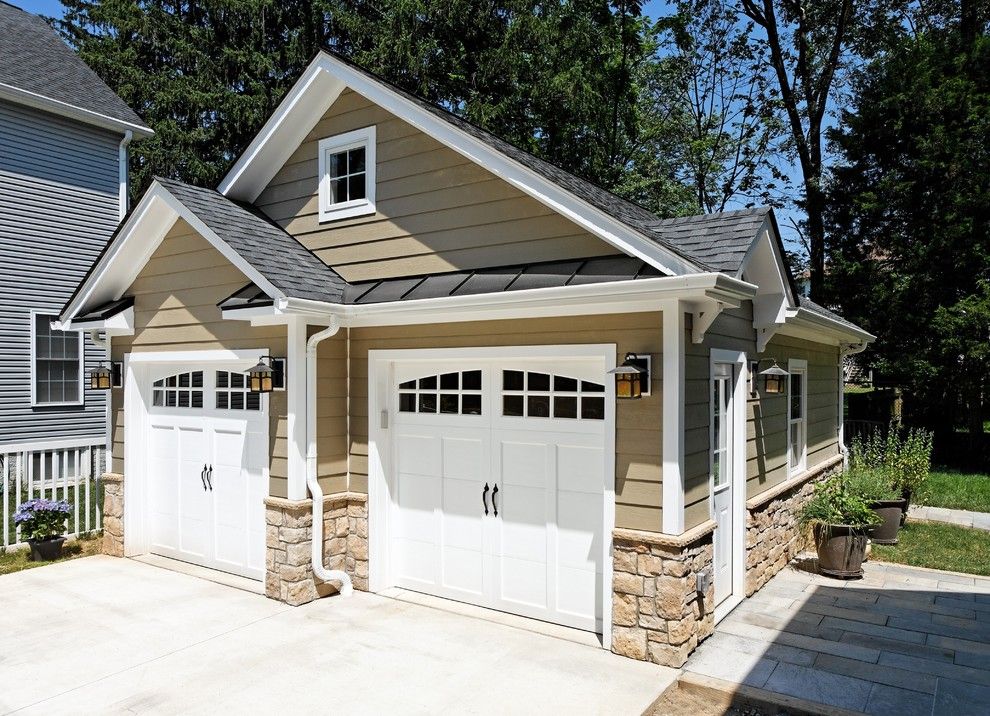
[807,180,826,301]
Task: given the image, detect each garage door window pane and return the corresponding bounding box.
[398,370,483,415]
[153,371,205,410]
[503,370,524,391]
[554,396,577,418]
[503,395,524,416]
[528,372,550,391]
[582,397,605,420]
[501,370,605,420]
[215,370,261,411]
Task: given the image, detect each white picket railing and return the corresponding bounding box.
[2,442,106,550]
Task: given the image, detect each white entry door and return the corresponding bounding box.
[146,366,267,580]
[711,361,736,607]
[388,358,608,633]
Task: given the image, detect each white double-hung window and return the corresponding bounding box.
[31,312,83,406]
[318,125,376,221]
[788,359,808,474]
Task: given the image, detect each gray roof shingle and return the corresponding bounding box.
[799,296,866,334]
[156,178,347,304]
[0,1,149,131]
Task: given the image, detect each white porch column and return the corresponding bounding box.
[661,299,686,534]
[286,316,309,500]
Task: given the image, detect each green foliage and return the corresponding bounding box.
[799,476,882,528]
[825,16,990,436]
[842,466,900,503]
[849,425,934,494]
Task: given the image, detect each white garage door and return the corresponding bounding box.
[146,366,267,580]
[389,358,608,633]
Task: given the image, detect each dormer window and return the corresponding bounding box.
[318,126,376,221]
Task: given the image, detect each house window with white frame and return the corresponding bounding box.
[32,313,83,406]
[318,126,376,222]
[788,359,808,474]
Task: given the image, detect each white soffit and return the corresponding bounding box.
[217,52,702,278]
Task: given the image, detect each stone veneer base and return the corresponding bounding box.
[265,492,368,606]
[101,473,125,557]
[745,455,844,595]
[611,525,715,668]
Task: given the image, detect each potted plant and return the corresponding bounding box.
[893,427,934,522]
[844,467,905,544]
[14,498,71,561]
[800,477,882,578]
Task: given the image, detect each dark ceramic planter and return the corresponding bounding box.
[900,487,913,526]
[813,524,869,578]
[28,536,65,562]
[868,499,907,545]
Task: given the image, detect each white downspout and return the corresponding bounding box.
[306,315,353,596]
[118,130,132,221]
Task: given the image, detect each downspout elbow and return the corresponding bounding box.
[306,316,352,596]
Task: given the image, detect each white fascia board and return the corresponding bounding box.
[218,59,345,197]
[0,83,154,138]
[785,307,875,344]
[271,273,756,328]
[61,182,285,324]
[59,306,134,334]
[219,52,703,277]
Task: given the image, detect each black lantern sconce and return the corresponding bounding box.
[89,362,112,390]
[608,353,650,400]
[758,359,789,395]
[248,356,275,394]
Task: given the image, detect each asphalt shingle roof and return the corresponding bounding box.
[799,296,865,334]
[0,1,149,130]
[156,178,347,304]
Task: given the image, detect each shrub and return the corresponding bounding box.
[844,467,901,502]
[800,477,882,528]
[14,499,71,541]
[849,423,934,495]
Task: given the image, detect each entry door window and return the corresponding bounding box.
[712,364,732,489]
[788,360,807,474]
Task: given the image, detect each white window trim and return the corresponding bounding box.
[318,125,376,222]
[30,310,85,408]
[788,358,808,475]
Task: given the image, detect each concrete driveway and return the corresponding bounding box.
[0,556,671,715]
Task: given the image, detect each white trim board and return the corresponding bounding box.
[218,51,703,278]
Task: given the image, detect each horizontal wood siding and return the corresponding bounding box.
[256,89,616,282]
[0,101,120,447]
[346,313,664,531]
[110,221,288,495]
[314,329,348,495]
[682,303,842,529]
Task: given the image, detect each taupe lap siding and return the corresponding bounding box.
[682,305,842,529]
[345,313,664,532]
[110,220,290,495]
[255,89,617,283]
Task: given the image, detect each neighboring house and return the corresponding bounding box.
[0,2,151,537]
[59,50,873,667]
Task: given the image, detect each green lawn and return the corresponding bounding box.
[871,521,990,576]
[915,470,990,513]
[0,532,102,576]
[3,480,104,546]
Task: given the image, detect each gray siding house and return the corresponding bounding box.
[0,1,151,538]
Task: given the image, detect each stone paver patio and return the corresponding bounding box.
[684,559,990,715]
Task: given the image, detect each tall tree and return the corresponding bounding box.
[659,0,787,214]
[825,10,990,442]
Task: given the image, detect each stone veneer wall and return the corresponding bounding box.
[745,454,844,595]
[265,492,369,606]
[611,523,715,668]
[101,473,125,557]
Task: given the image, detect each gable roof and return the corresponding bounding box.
[0,1,151,136]
[153,179,346,304]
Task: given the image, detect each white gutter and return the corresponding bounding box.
[306,315,353,596]
[0,83,154,138]
[118,130,133,221]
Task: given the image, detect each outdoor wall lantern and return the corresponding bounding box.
[248,357,275,393]
[759,359,789,395]
[89,362,112,390]
[609,353,649,399]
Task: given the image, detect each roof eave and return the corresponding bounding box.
[0,82,153,138]
[788,306,875,344]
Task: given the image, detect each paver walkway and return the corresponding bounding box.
[684,559,990,715]
[909,505,990,531]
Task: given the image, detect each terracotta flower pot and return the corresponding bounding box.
[813,524,869,578]
[868,499,907,545]
[28,536,66,562]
